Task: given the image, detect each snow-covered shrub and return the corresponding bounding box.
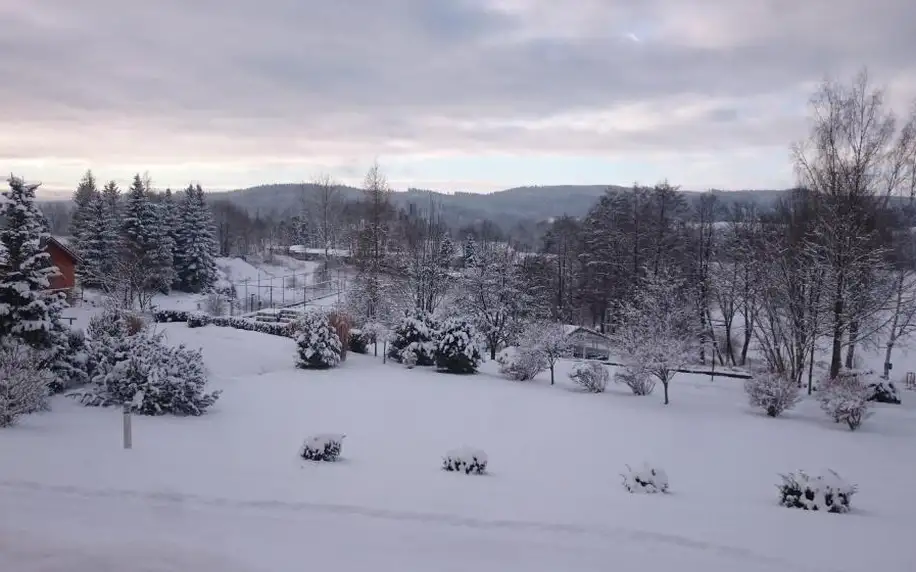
[47,328,90,394]
[401,345,419,368]
[0,341,52,427]
[189,315,297,338]
[614,367,656,396]
[327,312,351,362]
[744,372,801,417]
[435,318,483,374]
[202,292,229,316]
[621,463,669,494]
[73,329,221,416]
[867,380,901,404]
[299,433,345,462]
[443,447,488,474]
[496,346,546,381]
[387,311,439,366]
[88,307,144,339]
[187,311,211,328]
[152,309,191,323]
[348,328,371,354]
[819,377,872,431]
[778,469,856,513]
[569,361,609,393]
[294,311,342,369]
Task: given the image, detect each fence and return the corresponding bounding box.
[229,270,346,315]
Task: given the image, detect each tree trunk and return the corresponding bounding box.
[740,310,753,366]
[829,280,845,379]
[490,343,497,361]
[663,380,670,405]
[550,364,555,385]
[844,321,859,370]
[884,272,905,378]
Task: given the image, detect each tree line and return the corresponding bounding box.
[69,172,219,309]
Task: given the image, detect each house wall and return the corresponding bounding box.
[46,242,76,290]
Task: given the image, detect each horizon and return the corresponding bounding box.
[4,1,915,196]
[29,180,790,203]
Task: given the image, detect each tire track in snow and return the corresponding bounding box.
[0,479,841,572]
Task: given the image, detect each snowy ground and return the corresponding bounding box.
[2,324,916,571]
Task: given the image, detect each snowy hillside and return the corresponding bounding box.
[2,322,915,571]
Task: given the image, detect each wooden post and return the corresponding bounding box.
[122,403,132,449]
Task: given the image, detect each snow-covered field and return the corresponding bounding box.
[2,323,916,571]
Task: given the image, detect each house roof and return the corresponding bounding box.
[563,324,610,340]
[45,235,81,263]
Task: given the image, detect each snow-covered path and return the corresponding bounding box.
[0,481,812,572]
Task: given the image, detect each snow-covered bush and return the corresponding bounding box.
[299,433,345,462]
[294,311,342,369]
[400,345,419,368]
[443,447,488,474]
[621,463,669,494]
[435,318,483,374]
[778,469,856,513]
[0,342,52,427]
[327,312,351,362]
[47,328,90,394]
[203,292,230,316]
[614,367,656,396]
[73,329,221,416]
[387,311,439,366]
[496,346,546,381]
[569,361,609,393]
[88,307,144,339]
[867,380,901,404]
[348,328,371,354]
[819,377,872,431]
[152,309,191,323]
[187,311,211,328]
[744,372,801,417]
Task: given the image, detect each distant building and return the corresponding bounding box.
[563,325,611,360]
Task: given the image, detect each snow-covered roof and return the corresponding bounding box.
[562,324,609,339]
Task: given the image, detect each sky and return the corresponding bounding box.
[2,0,916,197]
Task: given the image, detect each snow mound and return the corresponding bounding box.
[778,469,856,513]
[299,433,345,462]
[621,463,669,494]
[443,447,488,475]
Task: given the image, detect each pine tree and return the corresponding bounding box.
[119,174,169,302]
[463,235,477,267]
[69,170,97,251]
[150,200,176,293]
[161,188,180,289]
[76,193,111,288]
[175,184,218,292]
[0,176,68,350]
[100,180,122,278]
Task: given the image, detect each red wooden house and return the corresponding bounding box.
[44,236,80,292]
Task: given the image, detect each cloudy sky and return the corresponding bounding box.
[2,0,915,196]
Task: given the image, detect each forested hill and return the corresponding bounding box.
[209,183,790,227]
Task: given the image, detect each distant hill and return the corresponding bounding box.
[208,184,790,229]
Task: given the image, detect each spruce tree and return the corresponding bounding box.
[76,193,110,288]
[161,188,180,289]
[0,176,68,349]
[100,180,122,278]
[69,170,97,250]
[120,174,168,299]
[175,184,218,292]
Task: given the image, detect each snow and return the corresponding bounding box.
[2,324,916,570]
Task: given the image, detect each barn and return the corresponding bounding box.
[44,236,80,292]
